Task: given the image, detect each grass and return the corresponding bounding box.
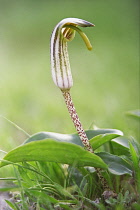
[1,131,140,209]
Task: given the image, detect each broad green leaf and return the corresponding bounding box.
[112,137,129,149]
[23,131,83,147]
[90,133,122,150]
[23,129,123,150]
[97,152,132,175]
[86,129,123,140]
[126,110,140,119]
[0,139,107,169]
[111,137,130,156]
[112,137,140,156]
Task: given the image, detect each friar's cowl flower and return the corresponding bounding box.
[50,18,94,90]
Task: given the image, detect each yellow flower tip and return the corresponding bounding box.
[88,45,92,51]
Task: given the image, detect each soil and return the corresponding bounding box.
[0,191,12,210]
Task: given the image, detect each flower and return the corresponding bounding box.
[50,18,94,90]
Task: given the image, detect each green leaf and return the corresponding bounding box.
[18,166,33,186]
[90,133,122,150]
[97,152,132,175]
[5,200,19,210]
[112,137,140,156]
[126,109,140,119]
[111,137,130,156]
[38,162,65,186]
[129,142,140,167]
[129,142,140,193]
[28,189,58,204]
[0,139,107,169]
[0,186,19,192]
[23,131,83,147]
[23,129,123,150]
[112,137,129,149]
[86,129,123,140]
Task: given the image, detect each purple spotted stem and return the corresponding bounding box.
[61,90,93,152]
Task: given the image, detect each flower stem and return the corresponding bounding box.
[61,89,115,196]
[61,90,93,153]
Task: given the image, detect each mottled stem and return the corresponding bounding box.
[61,89,113,195]
[61,90,93,153]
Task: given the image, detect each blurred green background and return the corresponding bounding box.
[0,0,139,151]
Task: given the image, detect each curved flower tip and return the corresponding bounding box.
[50,18,95,90]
